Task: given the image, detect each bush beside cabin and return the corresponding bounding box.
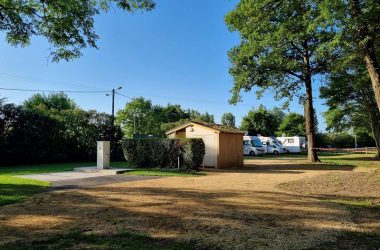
[122,138,205,171]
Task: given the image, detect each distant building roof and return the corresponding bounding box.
[165,120,244,135]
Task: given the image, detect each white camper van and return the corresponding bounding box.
[243,136,265,156]
[276,136,306,153]
[258,136,285,155]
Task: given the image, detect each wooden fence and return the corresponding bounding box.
[314,147,378,155]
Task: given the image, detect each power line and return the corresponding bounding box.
[0,87,110,93]
[116,92,134,99]
[0,72,106,91]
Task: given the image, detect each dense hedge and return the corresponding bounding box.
[122,138,205,170]
[0,103,123,165]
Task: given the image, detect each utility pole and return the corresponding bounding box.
[111,88,116,124]
[106,86,122,153]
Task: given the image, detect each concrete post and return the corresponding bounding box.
[97,141,110,169]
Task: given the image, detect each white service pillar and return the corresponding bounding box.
[97,141,110,169]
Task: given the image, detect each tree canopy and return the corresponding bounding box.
[0,0,155,61]
[320,61,380,156]
[319,0,380,112]
[225,0,338,162]
[277,113,306,137]
[115,97,216,137]
[240,105,284,136]
[221,112,236,127]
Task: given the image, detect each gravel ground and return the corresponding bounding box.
[0,159,378,249]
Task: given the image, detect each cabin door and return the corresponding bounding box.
[203,134,217,167]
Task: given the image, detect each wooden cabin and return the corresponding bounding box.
[166,120,244,168]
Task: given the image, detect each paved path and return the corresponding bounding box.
[18,171,117,182]
[18,171,160,190]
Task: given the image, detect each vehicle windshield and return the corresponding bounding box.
[251,139,262,147]
[274,142,282,148]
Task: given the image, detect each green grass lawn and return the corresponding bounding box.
[125,168,206,177]
[248,152,379,168]
[0,161,204,206]
[319,153,380,168]
[0,176,49,206]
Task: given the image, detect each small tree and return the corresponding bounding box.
[277,113,305,137]
[221,112,236,127]
[225,0,337,162]
[240,105,280,136]
[197,112,215,123]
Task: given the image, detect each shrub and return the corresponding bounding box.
[180,139,205,170]
[122,138,205,170]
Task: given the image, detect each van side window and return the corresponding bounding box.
[243,141,250,145]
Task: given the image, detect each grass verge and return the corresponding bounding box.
[125,168,206,177]
[0,161,130,206]
[0,176,49,206]
[0,230,193,250]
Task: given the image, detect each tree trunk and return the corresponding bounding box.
[304,76,320,163]
[350,0,380,112]
[364,51,380,112]
[366,99,380,158]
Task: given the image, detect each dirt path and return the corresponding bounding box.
[0,159,377,249]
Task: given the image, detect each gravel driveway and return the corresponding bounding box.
[0,158,378,249]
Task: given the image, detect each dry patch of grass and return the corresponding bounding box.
[1,157,379,249]
[278,167,380,248]
[278,169,380,201]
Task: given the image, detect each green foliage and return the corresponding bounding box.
[240,105,284,135]
[0,0,155,61]
[315,132,376,148]
[0,94,122,165]
[318,0,380,69]
[197,112,214,123]
[122,139,179,168]
[225,0,336,104]
[179,139,205,170]
[320,59,380,152]
[277,113,306,136]
[23,92,77,111]
[122,138,205,170]
[116,97,215,137]
[221,112,236,127]
[125,168,205,177]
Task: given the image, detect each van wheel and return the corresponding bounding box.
[285,149,289,154]
[273,150,279,155]
[249,151,255,156]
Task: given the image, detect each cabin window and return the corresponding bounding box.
[288,139,294,143]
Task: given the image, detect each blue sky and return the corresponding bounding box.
[0,0,327,131]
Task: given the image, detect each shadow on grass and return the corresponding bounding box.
[0,185,378,249]
[0,230,197,250]
[306,231,380,250]
[208,163,356,174]
[0,183,48,206]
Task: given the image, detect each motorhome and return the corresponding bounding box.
[258,136,285,155]
[243,136,265,156]
[276,136,306,153]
